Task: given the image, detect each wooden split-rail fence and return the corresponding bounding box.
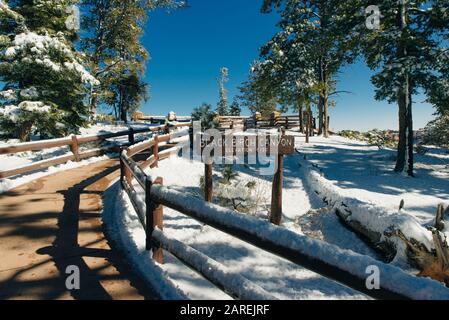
[132,111,320,132]
[119,124,444,301]
[0,123,190,179]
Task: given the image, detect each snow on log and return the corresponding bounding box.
[298,155,449,286]
[152,229,277,300]
[149,184,449,300]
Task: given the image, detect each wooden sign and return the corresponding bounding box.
[198,134,295,156]
[278,136,295,155]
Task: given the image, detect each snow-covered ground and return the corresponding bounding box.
[292,132,449,267]
[295,133,449,227]
[109,149,386,300]
[106,131,449,300]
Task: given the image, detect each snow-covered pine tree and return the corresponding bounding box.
[237,61,279,117]
[423,114,449,148]
[426,1,449,117]
[359,0,448,176]
[216,67,229,116]
[0,0,98,141]
[257,26,317,135]
[261,0,359,138]
[82,0,185,121]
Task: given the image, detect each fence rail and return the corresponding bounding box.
[0,123,189,179]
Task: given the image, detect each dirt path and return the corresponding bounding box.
[0,159,156,300]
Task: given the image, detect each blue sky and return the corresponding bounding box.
[140,0,436,131]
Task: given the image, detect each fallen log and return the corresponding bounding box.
[337,201,449,286]
[298,154,449,286]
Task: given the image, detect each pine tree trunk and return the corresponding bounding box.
[323,94,329,138]
[297,99,304,133]
[406,81,414,176]
[18,122,33,142]
[90,93,98,118]
[318,97,324,136]
[395,90,408,173]
[119,86,127,123]
[394,0,414,176]
[317,56,328,136]
[305,107,310,143]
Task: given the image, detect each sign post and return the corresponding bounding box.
[270,128,294,226]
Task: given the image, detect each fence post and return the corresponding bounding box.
[151,135,159,168]
[189,126,194,148]
[205,163,213,203]
[70,135,80,162]
[271,111,280,127]
[120,151,125,188]
[285,117,289,130]
[254,112,261,129]
[270,128,284,226]
[128,127,135,145]
[145,177,164,264]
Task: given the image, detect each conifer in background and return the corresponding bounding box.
[358,0,449,176]
[216,67,229,116]
[81,0,185,122]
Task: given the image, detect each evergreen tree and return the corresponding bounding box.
[358,0,449,176]
[426,1,449,116]
[0,0,98,141]
[237,62,279,117]
[228,100,241,116]
[191,103,217,130]
[216,67,229,116]
[423,113,449,148]
[261,0,359,138]
[257,28,318,134]
[81,0,184,121]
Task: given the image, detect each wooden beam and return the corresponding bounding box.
[70,135,80,162]
[146,177,164,264]
[205,163,213,203]
[0,137,72,155]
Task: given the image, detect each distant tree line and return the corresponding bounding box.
[239,0,449,176]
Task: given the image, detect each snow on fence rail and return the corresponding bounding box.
[0,123,190,179]
[120,129,449,300]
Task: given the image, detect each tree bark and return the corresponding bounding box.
[323,94,329,138]
[305,108,310,143]
[119,85,127,123]
[297,100,304,133]
[394,0,414,176]
[317,56,329,137]
[406,86,414,176]
[395,88,408,173]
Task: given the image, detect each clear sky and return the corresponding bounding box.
[140,0,436,131]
